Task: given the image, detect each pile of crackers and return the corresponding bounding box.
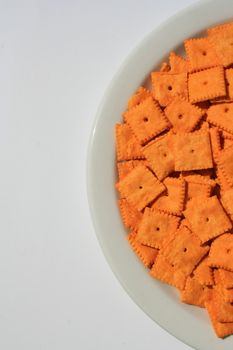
[115,21,233,338]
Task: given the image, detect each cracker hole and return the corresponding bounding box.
[227,248,231,254]
[206,217,209,222]
[156,227,160,231]
[139,186,143,189]
[183,247,187,252]
[224,107,229,113]
[171,264,174,267]
[202,51,207,56]
[168,85,172,91]
[203,81,208,85]
[178,114,183,119]
[143,117,149,122]
[163,153,167,157]
[190,149,194,153]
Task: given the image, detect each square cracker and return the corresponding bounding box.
[214,269,233,303]
[217,147,233,187]
[124,97,169,144]
[127,87,152,110]
[151,72,187,107]
[194,256,214,286]
[188,66,226,103]
[136,207,180,249]
[152,177,185,216]
[209,27,233,67]
[161,226,209,277]
[116,165,165,211]
[128,231,158,268]
[143,133,174,180]
[184,37,220,72]
[208,233,233,271]
[164,96,204,133]
[150,253,187,290]
[169,52,188,73]
[173,132,213,171]
[205,299,233,338]
[118,199,143,231]
[211,289,233,323]
[115,124,145,161]
[180,276,212,308]
[117,160,149,181]
[219,268,233,289]
[184,196,232,243]
[207,102,233,134]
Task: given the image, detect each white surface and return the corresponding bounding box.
[0,1,204,349]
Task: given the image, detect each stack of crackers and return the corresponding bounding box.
[115,21,233,338]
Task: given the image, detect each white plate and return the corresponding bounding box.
[87,1,233,349]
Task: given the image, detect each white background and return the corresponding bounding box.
[0,1,199,349]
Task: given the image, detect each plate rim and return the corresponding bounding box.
[86,1,233,349]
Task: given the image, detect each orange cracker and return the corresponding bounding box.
[118,199,143,231]
[217,147,233,187]
[225,68,233,100]
[173,132,213,171]
[221,129,233,140]
[181,173,216,189]
[206,299,233,338]
[181,276,212,308]
[211,289,233,323]
[127,86,152,110]
[160,62,170,72]
[164,96,204,133]
[117,160,149,181]
[152,177,185,216]
[209,27,233,67]
[223,137,233,150]
[150,253,187,290]
[161,226,209,277]
[184,196,232,243]
[116,165,165,211]
[128,231,158,268]
[143,133,174,180]
[219,269,233,289]
[188,66,226,103]
[124,97,170,144]
[207,102,233,134]
[115,124,145,161]
[209,127,222,163]
[194,256,214,286]
[136,207,180,249]
[216,283,233,304]
[207,21,233,36]
[169,52,188,73]
[221,188,233,218]
[208,234,233,271]
[216,166,232,192]
[151,71,188,107]
[184,37,220,72]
